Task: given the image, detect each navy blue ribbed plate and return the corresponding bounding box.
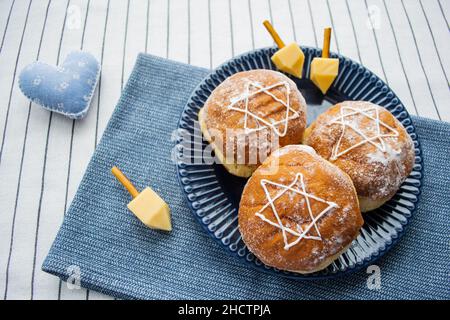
[175,47,423,279]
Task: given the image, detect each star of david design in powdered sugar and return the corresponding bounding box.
[226,81,300,137]
[256,173,339,250]
[330,105,400,160]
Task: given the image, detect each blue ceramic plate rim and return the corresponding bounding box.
[175,46,423,280]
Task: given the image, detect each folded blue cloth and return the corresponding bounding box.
[42,54,450,299]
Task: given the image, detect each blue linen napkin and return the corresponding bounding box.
[42,53,450,300]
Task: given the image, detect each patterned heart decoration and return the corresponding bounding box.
[19,51,100,119]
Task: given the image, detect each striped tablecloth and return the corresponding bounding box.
[0,0,449,300]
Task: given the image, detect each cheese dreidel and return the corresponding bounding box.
[111,166,172,231]
[310,27,339,94]
[263,20,304,78]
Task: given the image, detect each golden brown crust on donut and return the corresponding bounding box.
[238,145,363,273]
[199,108,257,177]
[357,195,391,213]
[303,101,415,212]
[199,70,307,177]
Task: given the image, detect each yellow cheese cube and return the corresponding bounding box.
[271,43,305,78]
[127,187,172,231]
[310,57,339,94]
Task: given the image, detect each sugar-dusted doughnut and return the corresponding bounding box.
[239,145,363,274]
[198,70,307,177]
[304,101,415,212]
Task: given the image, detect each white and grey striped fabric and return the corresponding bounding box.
[0,0,448,300]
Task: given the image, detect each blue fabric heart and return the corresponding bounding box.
[19,51,100,119]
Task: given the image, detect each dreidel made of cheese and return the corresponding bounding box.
[263,20,305,78]
[111,166,172,231]
[310,27,339,94]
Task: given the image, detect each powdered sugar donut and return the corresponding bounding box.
[303,101,415,212]
[239,145,363,274]
[198,70,307,177]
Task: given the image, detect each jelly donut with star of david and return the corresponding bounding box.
[238,145,363,274]
[303,101,415,212]
[198,70,307,177]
